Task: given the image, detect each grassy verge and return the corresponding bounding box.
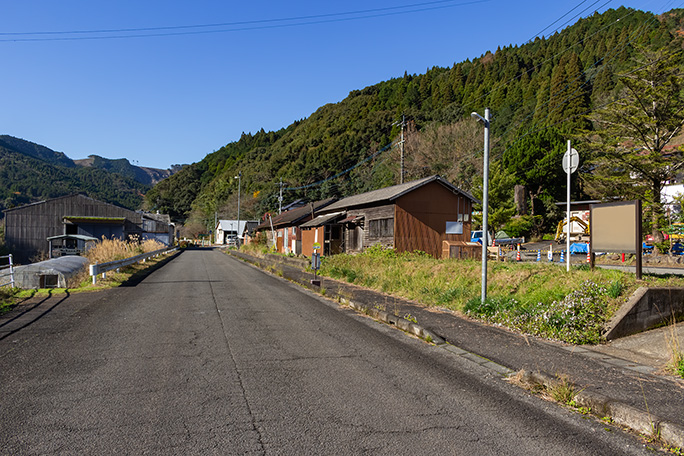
[318,245,684,345]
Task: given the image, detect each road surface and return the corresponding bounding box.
[0,249,654,454]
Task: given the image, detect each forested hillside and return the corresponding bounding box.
[0,141,149,211]
[146,7,684,236]
[0,135,75,168]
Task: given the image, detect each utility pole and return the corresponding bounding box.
[471,108,491,305]
[279,178,284,214]
[234,171,242,248]
[393,114,406,184]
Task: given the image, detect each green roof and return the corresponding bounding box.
[63,216,126,224]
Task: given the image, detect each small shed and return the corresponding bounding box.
[47,234,98,258]
[13,256,90,289]
[299,212,346,257]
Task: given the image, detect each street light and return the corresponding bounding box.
[471,108,490,305]
[234,172,241,248]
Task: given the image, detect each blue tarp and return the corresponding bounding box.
[569,243,589,254]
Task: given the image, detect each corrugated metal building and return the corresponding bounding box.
[3,194,173,264]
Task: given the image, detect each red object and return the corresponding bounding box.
[621,253,625,263]
[516,250,521,261]
[586,246,591,263]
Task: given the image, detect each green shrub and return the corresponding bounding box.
[504,215,543,238]
[465,280,609,344]
[362,244,397,259]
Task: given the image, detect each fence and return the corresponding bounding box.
[0,254,15,288]
[89,247,178,284]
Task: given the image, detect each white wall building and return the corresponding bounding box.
[215,220,249,245]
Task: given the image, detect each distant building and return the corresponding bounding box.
[3,194,174,264]
[142,212,175,245]
[215,220,258,245]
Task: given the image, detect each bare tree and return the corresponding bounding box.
[403,119,484,191]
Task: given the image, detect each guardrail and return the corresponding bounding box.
[89,247,178,284]
[0,254,15,288]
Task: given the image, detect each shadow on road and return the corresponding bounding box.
[0,290,69,341]
[120,250,183,287]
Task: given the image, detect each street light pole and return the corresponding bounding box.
[235,171,242,248]
[471,108,491,305]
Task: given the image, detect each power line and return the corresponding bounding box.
[0,0,490,42]
[276,2,677,193]
[524,0,592,43]
[497,10,664,156]
[545,0,613,38]
[284,141,397,191]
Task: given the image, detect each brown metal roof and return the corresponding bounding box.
[256,197,337,230]
[299,212,345,228]
[322,175,478,212]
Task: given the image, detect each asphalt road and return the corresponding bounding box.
[0,249,655,455]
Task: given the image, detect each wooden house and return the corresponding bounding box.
[255,198,336,254]
[301,175,479,259]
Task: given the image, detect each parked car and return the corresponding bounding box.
[471,230,523,247]
[491,230,524,246]
[471,230,491,246]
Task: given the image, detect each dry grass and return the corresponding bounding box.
[85,238,166,264]
[508,370,576,405]
[665,320,684,378]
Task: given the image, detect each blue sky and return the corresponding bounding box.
[1,0,679,169]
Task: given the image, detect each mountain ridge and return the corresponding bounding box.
[0,135,175,212]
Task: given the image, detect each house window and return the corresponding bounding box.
[369,218,393,238]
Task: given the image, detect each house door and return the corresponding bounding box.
[324,224,343,255]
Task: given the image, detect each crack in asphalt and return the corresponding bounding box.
[202,255,267,455]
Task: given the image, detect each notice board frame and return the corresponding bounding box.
[590,200,642,280]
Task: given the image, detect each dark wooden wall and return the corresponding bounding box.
[4,195,142,264]
[394,181,473,258]
[342,204,394,254]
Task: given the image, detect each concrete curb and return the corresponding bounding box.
[229,250,684,450]
[521,370,684,449]
[340,297,446,345]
